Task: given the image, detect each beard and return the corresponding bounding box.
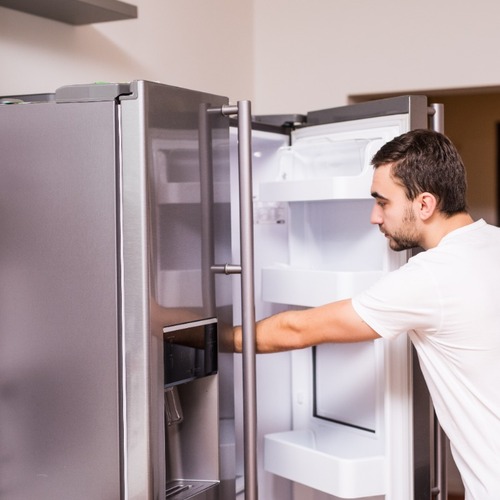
[385,206,421,252]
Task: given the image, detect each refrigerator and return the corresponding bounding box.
[0,80,443,500]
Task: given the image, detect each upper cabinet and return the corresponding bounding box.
[0,0,137,25]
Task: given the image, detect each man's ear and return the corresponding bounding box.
[417,192,438,221]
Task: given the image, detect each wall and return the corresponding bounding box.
[252,0,500,115]
[4,1,500,114]
[0,0,253,101]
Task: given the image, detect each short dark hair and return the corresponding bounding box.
[371,129,468,216]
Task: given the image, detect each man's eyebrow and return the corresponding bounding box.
[371,191,389,200]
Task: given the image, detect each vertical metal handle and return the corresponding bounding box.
[429,103,445,133]
[214,100,258,500]
[431,412,448,499]
[236,100,259,500]
[428,101,448,500]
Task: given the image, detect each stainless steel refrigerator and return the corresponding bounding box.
[0,80,445,500]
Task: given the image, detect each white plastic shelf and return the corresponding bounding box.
[259,175,373,202]
[257,133,377,202]
[264,429,385,498]
[262,266,383,307]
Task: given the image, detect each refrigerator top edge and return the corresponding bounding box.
[0,92,56,104]
[0,82,132,104]
[236,95,430,134]
[0,80,230,105]
[306,95,428,126]
[55,81,134,103]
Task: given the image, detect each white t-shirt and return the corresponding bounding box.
[352,219,500,500]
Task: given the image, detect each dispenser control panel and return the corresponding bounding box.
[163,318,218,386]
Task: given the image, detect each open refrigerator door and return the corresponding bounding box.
[231,96,437,500]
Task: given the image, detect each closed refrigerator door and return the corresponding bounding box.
[118,81,234,499]
[0,98,121,499]
[242,96,434,500]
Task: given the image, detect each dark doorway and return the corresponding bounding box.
[497,122,500,225]
[350,88,500,228]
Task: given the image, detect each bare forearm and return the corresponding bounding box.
[233,310,303,354]
[236,310,305,353]
[233,299,379,354]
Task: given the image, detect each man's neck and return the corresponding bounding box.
[421,212,475,249]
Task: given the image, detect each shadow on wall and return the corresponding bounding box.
[0,6,151,94]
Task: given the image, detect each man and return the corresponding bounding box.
[234,129,500,500]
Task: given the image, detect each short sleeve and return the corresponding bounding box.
[352,259,442,340]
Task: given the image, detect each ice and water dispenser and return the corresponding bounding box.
[162,319,220,499]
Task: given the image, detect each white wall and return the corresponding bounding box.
[4,0,500,114]
[253,0,500,114]
[0,0,253,101]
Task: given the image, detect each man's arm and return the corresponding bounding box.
[234,298,380,353]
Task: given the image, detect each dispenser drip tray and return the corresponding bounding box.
[165,480,218,499]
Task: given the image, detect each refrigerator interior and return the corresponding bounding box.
[231,114,416,500]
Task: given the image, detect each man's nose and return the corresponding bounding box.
[370,204,383,225]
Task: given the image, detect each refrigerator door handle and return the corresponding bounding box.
[429,103,445,133]
[233,100,259,500]
[431,411,448,500]
[211,101,259,500]
[429,101,448,500]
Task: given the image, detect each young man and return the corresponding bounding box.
[234,130,500,500]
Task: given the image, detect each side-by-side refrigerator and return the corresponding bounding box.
[0,80,443,500]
